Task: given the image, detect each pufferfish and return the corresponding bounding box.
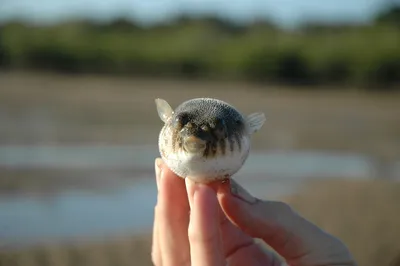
[155,98,266,183]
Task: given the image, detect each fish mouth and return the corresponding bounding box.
[183,136,207,154]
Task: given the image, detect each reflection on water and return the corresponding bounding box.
[0,177,297,248]
[0,178,157,247]
[0,145,377,178]
[0,145,397,247]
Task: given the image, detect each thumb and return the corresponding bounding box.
[217,179,357,266]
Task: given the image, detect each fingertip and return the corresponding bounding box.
[189,183,224,266]
[155,157,181,180]
[192,184,220,234]
[187,182,219,228]
[186,177,224,209]
[194,183,218,207]
[160,163,183,186]
[154,158,164,190]
[154,164,191,266]
[216,179,257,220]
[217,178,232,195]
[185,177,196,209]
[155,158,182,194]
[157,162,189,211]
[217,185,257,235]
[155,157,164,169]
[230,179,258,204]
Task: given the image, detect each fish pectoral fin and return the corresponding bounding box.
[155,98,174,123]
[245,112,266,134]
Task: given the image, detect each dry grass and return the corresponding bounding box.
[0,235,153,266]
[285,180,400,266]
[1,180,399,266]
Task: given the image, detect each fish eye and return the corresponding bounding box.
[174,112,190,127]
[201,124,209,131]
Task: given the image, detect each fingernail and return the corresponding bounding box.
[230,179,258,204]
[185,177,196,209]
[155,158,163,191]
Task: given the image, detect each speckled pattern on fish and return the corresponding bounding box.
[155,98,266,183]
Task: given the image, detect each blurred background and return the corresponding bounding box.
[0,0,400,265]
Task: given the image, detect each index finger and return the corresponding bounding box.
[186,180,226,266]
[156,160,191,266]
[218,180,356,266]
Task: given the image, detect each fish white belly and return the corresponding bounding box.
[159,129,251,182]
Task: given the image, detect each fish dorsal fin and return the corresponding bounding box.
[245,112,266,134]
[155,98,174,123]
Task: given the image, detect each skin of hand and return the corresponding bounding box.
[152,158,357,266]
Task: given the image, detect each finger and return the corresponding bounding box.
[152,206,162,266]
[187,181,225,266]
[157,162,191,266]
[218,179,356,266]
[151,158,163,266]
[155,158,163,189]
[214,181,256,260]
[186,179,279,263]
[227,243,283,266]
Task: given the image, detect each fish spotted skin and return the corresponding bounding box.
[157,98,259,183]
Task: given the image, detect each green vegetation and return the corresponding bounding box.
[0,8,399,89]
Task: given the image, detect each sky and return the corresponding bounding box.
[0,0,396,27]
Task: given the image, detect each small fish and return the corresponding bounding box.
[155,98,266,183]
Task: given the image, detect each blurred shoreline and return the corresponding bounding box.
[0,71,399,193]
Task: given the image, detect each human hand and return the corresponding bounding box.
[152,158,357,266]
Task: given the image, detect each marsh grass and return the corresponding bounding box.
[1,180,399,266]
[285,180,400,266]
[0,236,153,266]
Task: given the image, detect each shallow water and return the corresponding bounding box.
[0,145,375,178]
[0,145,396,247]
[0,178,157,247]
[0,177,298,248]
